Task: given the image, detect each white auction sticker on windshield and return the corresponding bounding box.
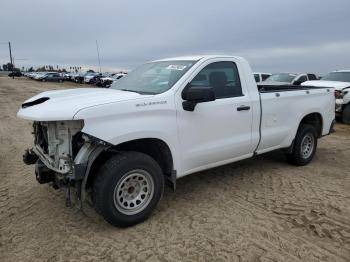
[166,65,187,70]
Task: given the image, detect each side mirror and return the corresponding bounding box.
[293,80,302,86]
[181,84,215,111]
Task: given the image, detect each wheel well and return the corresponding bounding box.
[300,113,323,137]
[86,138,174,189]
[112,138,174,175]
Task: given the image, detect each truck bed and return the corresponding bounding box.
[256,84,334,154]
[257,84,331,93]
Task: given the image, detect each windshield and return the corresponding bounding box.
[322,72,350,82]
[265,73,296,83]
[111,60,196,94]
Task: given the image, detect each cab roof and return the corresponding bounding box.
[152,55,244,62]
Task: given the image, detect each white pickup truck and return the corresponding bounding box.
[18,55,335,227]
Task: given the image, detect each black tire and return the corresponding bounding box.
[285,124,318,166]
[92,151,164,227]
[342,104,350,125]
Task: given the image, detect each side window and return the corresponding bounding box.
[307,74,317,80]
[190,61,243,99]
[254,74,260,82]
[297,75,307,83]
[262,74,270,81]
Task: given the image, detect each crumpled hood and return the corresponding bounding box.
[17,88,150,121]
[302,80,350,91]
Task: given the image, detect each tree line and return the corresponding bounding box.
[0,63,85,73]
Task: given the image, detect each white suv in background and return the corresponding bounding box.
[262,73,318,86]
[253,72,271,83]
[302,70,350,124]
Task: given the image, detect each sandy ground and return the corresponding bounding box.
[0,76,349,262]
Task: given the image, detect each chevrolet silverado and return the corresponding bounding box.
[17,55,335,227]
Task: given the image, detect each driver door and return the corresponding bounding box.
[176,60,254,175]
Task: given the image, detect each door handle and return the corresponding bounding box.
[237,105,250,111]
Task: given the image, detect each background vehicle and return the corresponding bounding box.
[74,72,85,84]
[74,72,91,84]
[8,71,22,77]
[99,75,115,87]
[84,72,100,84]
[33,72,49,80]
[27,72,39,79]
[95,73,110,86]
[40,72,65,82]
[302,70,350,124]
[18,55,334,227]
[99,73,127,87]
[253,72,271,82]
[69,72,80,82]
[262,73,318,86]
[86,73,106,85]
[63,73,74,81]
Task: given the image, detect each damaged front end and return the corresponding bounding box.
[23,120,109,207]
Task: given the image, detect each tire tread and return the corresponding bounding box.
[286,124,317,166]
[92,151,164,227]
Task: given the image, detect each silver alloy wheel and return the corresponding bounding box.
[300,133,314,159]
[113,169,154,215]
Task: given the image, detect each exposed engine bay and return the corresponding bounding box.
[23,120,108,207]
[32,120,84,174]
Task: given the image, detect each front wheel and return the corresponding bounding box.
[285,124,318,166]
[93,151,164,227]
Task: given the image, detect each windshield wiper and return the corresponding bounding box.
[120,89,139,93]
[120,89,156,95]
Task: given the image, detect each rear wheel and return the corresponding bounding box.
[93,151,164,227]
[286,124,317,166]
[342,104,350,124]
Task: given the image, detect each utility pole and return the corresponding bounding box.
[9,42,14,78]
[95,40,101,73]
[0,41,13,67]
[8,42,13,66]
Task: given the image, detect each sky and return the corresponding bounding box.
[0,0,349,74]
